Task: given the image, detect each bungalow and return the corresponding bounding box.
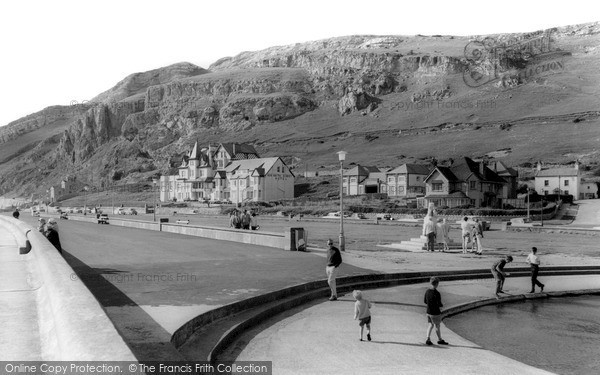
[342,165,386,195]
[423,157,507,208]
[386,164,431,198]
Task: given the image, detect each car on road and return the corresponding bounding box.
[323,211,351,219]
[97,213,109,224]
[126,208,138,215]
[352,213,368,219]
[60,212,69,220]
[376,213,392,220]
[32,210,40,217]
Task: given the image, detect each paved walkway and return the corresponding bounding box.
[229,275,600,375]
[0,225,42,360]
[571,199,600,228]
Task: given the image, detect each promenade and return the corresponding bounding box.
[0,224,42,360]
[2,211,600,373]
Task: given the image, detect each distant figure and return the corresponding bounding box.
[229,212,236,228]
[526,247,545,293]
[250,213,259,230]
[422,216,437,252]
[472,219,484,255]
[326,239,342,301]
[353,290,372,342]
[460,217,473,253]
[436,218,450,252]
[44,218,62,254]
[424,277,448,346]
[37,218,47,233]
[491,255,513,298]
[241,210,251,230]
[12,209,20,219]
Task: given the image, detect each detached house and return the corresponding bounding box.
[423,157,507,208]
[342,165,386,195]
[226,158,295,205]
[534,162,581,198]
[386,164,431,198]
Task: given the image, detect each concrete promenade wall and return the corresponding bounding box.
[51,213,291,250]
[0,216,137,361]
[173,266,600,363]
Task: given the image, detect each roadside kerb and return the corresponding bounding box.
[171,266,600,363]
[0,216,137,361]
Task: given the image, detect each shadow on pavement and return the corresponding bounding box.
[62,250,185,361]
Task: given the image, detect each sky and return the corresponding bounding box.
[0,0,597,127]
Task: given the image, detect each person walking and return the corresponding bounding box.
[491,255,513,298]
[423,216,437,252]
[424,276,448,346]
[12,209,20,219]
[526,247,545,293]
[326,239,342,301]
[353,290,373,341]
[44,218,62,254]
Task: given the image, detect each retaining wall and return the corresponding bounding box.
[48,214,291,250]
[0,216,136,362]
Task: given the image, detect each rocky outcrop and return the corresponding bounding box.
[338,89,381,115]
[92,62,209,104]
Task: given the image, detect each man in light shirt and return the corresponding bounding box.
[460,217,473,253]
[423,216,437,252]
[526,247,545,293]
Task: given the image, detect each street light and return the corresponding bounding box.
[152,178,159,222]
[337,151,347,251]
[83,185,89,215]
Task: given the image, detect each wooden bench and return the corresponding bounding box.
[176,219,190,224]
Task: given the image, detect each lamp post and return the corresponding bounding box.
[526,187,530,221]
[152,178,159,222]
[337,151,347,251]
[83,185,89,215]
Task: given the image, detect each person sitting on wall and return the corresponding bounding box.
[44,218,63,254]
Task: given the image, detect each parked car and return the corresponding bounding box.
[323,211,351,219]
[376,213,392,220]
[60,212,69,220]
[352,213,367,219]
[117,208,126,215]
[126,208,138,215]
[32,210,40,217]
[97,214,109,224]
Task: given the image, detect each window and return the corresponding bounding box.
[398,186,405,194]
[564,190,569,195]
[350,177,357,183]
[277,166,280,172]
[389,186,396,195]
[544,190,548,195]
[544,180,549,186]
[388,177,395,183]
[416,176,420,182]
[564,180,569,186]
[432,183,443,192]
[469,181,476,190]
[398,176,406,182]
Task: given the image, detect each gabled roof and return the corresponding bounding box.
[387,164,431,175]
[219,143,260,159]
[225,157,294,177]
[452,157,506,184]
[535,168,579,177]
[425,166,461,183]
[489,161,518,177]
[346,165,381,177]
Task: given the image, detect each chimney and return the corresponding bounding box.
[479,161,485,176]
[537,161,542,172]
[208,144,214,168]
[233,143,236,157]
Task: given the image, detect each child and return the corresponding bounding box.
[491,255,513,298]
[424,276,448,346]
[353,290,372,341]
[526,247,545,293]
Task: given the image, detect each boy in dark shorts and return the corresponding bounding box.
[491,255,513,298]
[353,290,372,341]
[424,276,448,346]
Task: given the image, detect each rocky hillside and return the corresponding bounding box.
[1,22,599,198]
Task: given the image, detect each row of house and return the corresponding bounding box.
[343,157,519,208]
[159,142,295,204]
[343,158,597,207]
